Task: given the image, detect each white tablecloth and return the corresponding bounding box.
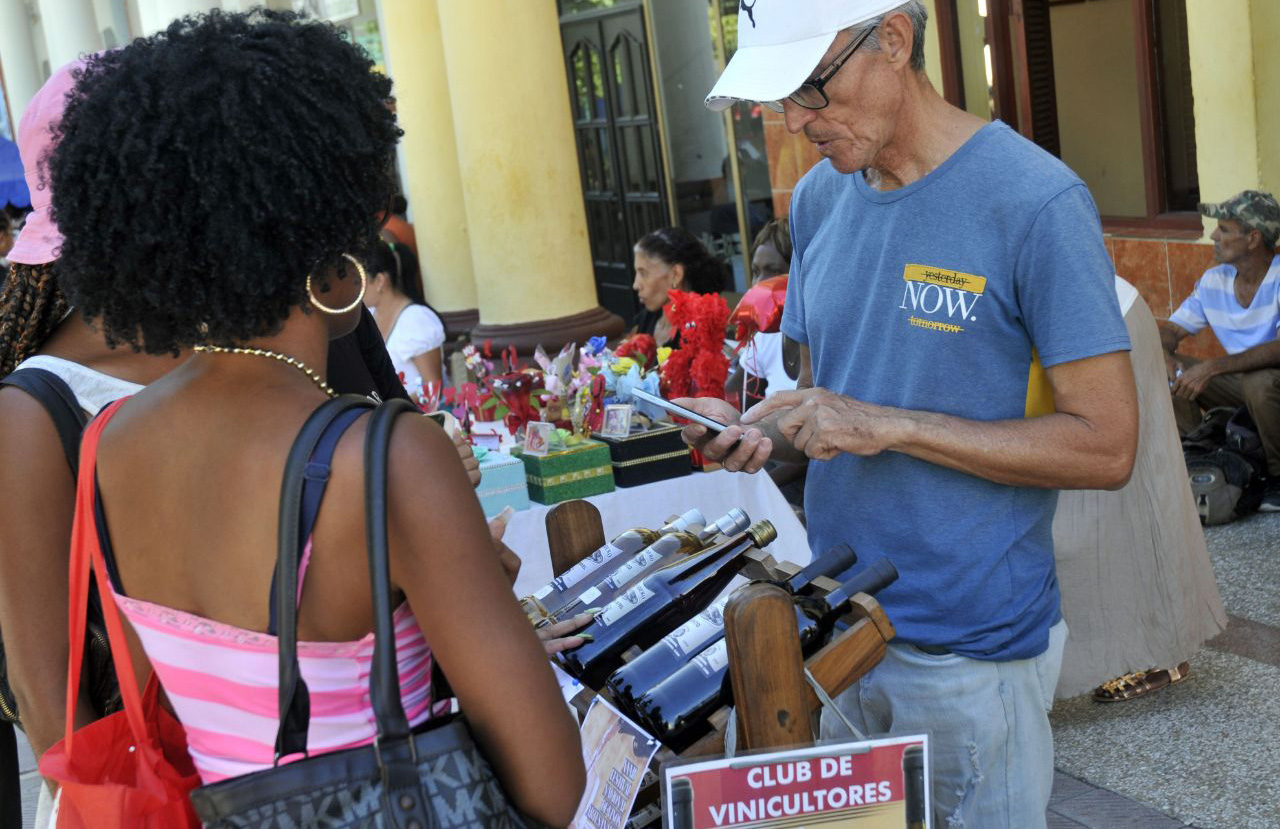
[507,468,812,597]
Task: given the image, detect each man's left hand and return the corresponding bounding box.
[1171,359,1217,400]
[743,388,902,460]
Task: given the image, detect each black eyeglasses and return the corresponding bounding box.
[763,26,876,113]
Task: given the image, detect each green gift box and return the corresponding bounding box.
[512,439,615,504]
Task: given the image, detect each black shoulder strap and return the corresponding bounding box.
[362,397,434,813]
[0,367,89,474]
[272,395,374,762]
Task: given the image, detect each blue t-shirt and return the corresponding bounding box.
[1168,255,1280,354]
[782,121,1130,661]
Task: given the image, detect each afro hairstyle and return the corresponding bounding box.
[48,8,401,354]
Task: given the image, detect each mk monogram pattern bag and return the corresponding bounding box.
[189,397,539,829]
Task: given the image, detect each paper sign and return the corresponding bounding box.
[570,698,662,829]
[662,735,929,829]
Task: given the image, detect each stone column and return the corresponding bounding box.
[0,0,42,125]
[133,0,220,36]
[436,0,623,352]
[378,0,479,340]
[36,0,103,71]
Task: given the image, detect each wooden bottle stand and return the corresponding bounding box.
[542,500,896,759]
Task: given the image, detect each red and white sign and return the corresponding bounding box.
[662,735,928,829]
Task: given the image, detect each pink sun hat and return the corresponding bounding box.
[8,58,88,265]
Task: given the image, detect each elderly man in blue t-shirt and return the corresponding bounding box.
[1161,190,1280,509]
[678,2,1138,827]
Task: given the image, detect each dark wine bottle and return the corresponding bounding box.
[520,508,705,621]
[605,543,858,705]
[903,744,926,829]
[632,558,899,750]
[558,520,778,688]
[549,508,750,622]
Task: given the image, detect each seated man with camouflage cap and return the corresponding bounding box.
[1163,190,1280,509]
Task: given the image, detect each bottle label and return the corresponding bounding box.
[597,583,657,627]
[604,548,661,590]
[576,586,603,609]
[553,542,624,592]
[692,640,729,677]
[663,596,730,659]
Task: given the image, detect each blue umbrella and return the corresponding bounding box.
[0,137,31,209]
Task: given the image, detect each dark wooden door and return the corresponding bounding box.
[561,3,670,322]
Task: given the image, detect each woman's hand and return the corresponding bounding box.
[488,506,521,584]
[537,612,595,655]
[452,428,481,487]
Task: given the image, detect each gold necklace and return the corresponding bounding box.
[194,345,336,398]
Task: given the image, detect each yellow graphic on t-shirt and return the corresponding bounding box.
[900,264,986,334]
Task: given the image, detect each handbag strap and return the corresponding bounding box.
[65,398,150,754]
[0,367,88,475]
[362,398,438,818]
[363,398,418,741]
[265,405,369,637]
[272,395,375,762]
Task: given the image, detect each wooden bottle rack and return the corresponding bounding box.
[542,500,896,761]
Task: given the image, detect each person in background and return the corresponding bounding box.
[380,193,418,256]
[362,239,446,399]
[0,212,13,267]
[1161,190,1280,509]
[47,12,583,825]
[1053,277,1226,703]
[631,226,730,346]
[729,217,800,407]
[0,60,188,829]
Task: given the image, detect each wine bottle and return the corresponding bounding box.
[632,558,899,749]
[559,520,777,688]
[550,508,751,622]
[903,744,926,829]
[520,508,705,621]
[606,543,858,705]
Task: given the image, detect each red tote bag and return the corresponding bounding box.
[38,399,200,828]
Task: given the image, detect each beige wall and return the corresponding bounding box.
[1051,0,1145,217]
[1187,0,1261,237]
[1252,0,1279,198]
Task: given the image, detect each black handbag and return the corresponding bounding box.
[189,397,538,829]
[0,367,121,726]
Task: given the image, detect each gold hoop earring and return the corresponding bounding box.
[306,253,368,315]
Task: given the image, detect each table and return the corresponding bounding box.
[506,468,812,598]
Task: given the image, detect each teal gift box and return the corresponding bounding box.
[476,452,531,518]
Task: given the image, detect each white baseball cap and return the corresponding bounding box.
[705,0,906,111]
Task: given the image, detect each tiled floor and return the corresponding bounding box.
[1049,510,1280,829]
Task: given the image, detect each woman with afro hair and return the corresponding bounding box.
[45,10,583,825]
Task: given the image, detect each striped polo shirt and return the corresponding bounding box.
[1170,255,1280,354]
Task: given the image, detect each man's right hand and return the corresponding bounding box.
[672,396,773,473]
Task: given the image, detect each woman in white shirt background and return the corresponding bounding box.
[363,239,446,398]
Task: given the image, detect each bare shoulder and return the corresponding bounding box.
[0,385,68,474]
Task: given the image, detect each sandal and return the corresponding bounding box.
[1092,662,1191,702]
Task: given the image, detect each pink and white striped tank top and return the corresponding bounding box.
[82,400,440,784]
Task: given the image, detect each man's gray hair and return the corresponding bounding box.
[848,0,929,72]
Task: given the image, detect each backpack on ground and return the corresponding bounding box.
[1183,406,1268,525]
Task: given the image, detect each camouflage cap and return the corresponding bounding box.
[1198,190,1280,248]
